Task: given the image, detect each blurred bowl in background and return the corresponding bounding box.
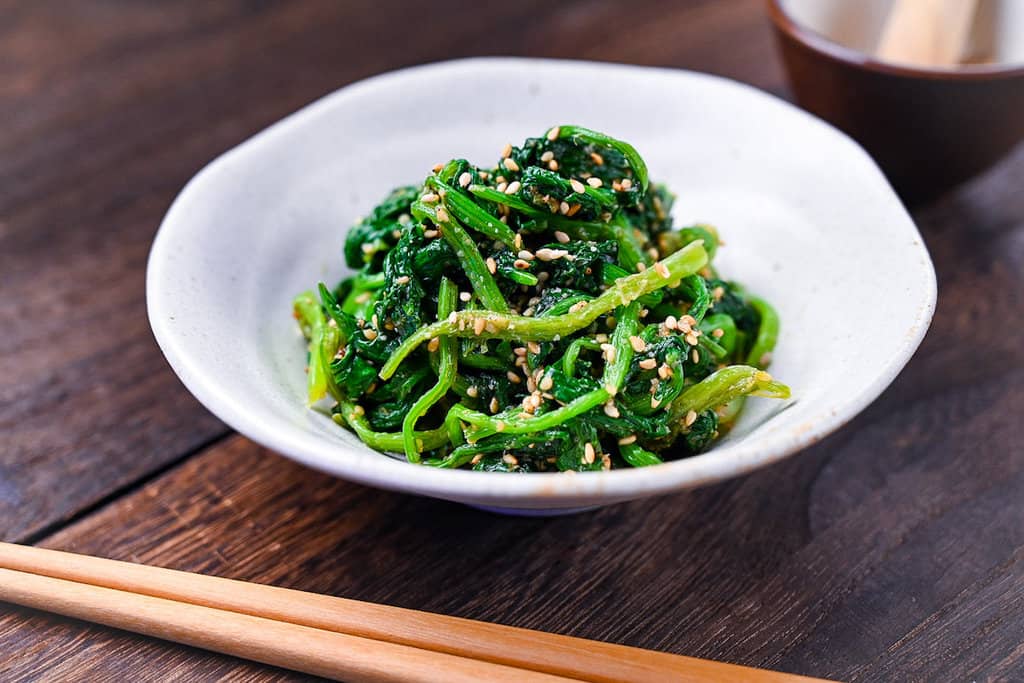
[768,0,1024,205]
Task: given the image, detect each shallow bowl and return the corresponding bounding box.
[147,58,936,514]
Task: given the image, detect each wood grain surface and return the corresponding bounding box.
[1,0,1022,681]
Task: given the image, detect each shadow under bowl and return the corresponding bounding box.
[767,0,1024,205]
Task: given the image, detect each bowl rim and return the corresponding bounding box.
[147,57,938,507]
[766,0,1024,81]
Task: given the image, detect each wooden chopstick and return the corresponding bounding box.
[0,567,572,683]
[0,543,833,683]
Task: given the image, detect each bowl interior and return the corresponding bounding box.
[148,59,935,509]
[780,0,1024,67]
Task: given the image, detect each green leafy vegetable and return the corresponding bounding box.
[293,127,789,471]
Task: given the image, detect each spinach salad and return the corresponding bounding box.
[294,126,789,472]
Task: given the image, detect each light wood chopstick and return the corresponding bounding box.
[0,542,833,683]
[0,567,571,683]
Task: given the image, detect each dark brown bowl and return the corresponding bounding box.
[767,0,1024,205]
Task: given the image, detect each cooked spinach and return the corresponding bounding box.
[294,126,789,471]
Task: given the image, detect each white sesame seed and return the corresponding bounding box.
[603,402,620,418]
[540,150,555,162]
[618,434,637,445]
[459,291,472,302]
[501,143,512,158]
[518,250,534,261]
[636,262,646,272]
[539,375,553,391]
[568,301,588,314]
[421,193,439,203]
[548,160,559,171]
[590,152,604,165]
[621,178,633,190]
[458,172,472,187]
[423,230,438,239]
[427,337,440,352]
[467,385,479,398]
[535,248,568,261]
[490,397,499,413]
[514,233,523,249]
[629,336,646,352]
[514,259,530,269]
[435,207,449,223]
[587,177,603,188]
[486,257,497,274]
[527,341,541,354]
[547,127,560,141]
[570,178,586,194]
[473,318,486,335]
[505,180,521,194]
[395,275,410,285]
[362,328,378,340]
[497,422,508,433]
[584,442,596,464]
[507,371,521,384]
[658,364,671,379]
[554,230,570,244]
[503,157,520,172]
[639,358,657,370]
[650,397,661,409]
[665,315,678,330]
[654,262,670,278]
[692,349,700,363]
[685,332,699,346]
[495,182,507,193]
[559,201,570,215]
[600,343,616,363]
[712,328,725,338]
[685,410,698,426]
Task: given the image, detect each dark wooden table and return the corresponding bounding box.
[2,1,1022,680]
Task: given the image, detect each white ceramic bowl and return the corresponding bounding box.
[147,58,936,514]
